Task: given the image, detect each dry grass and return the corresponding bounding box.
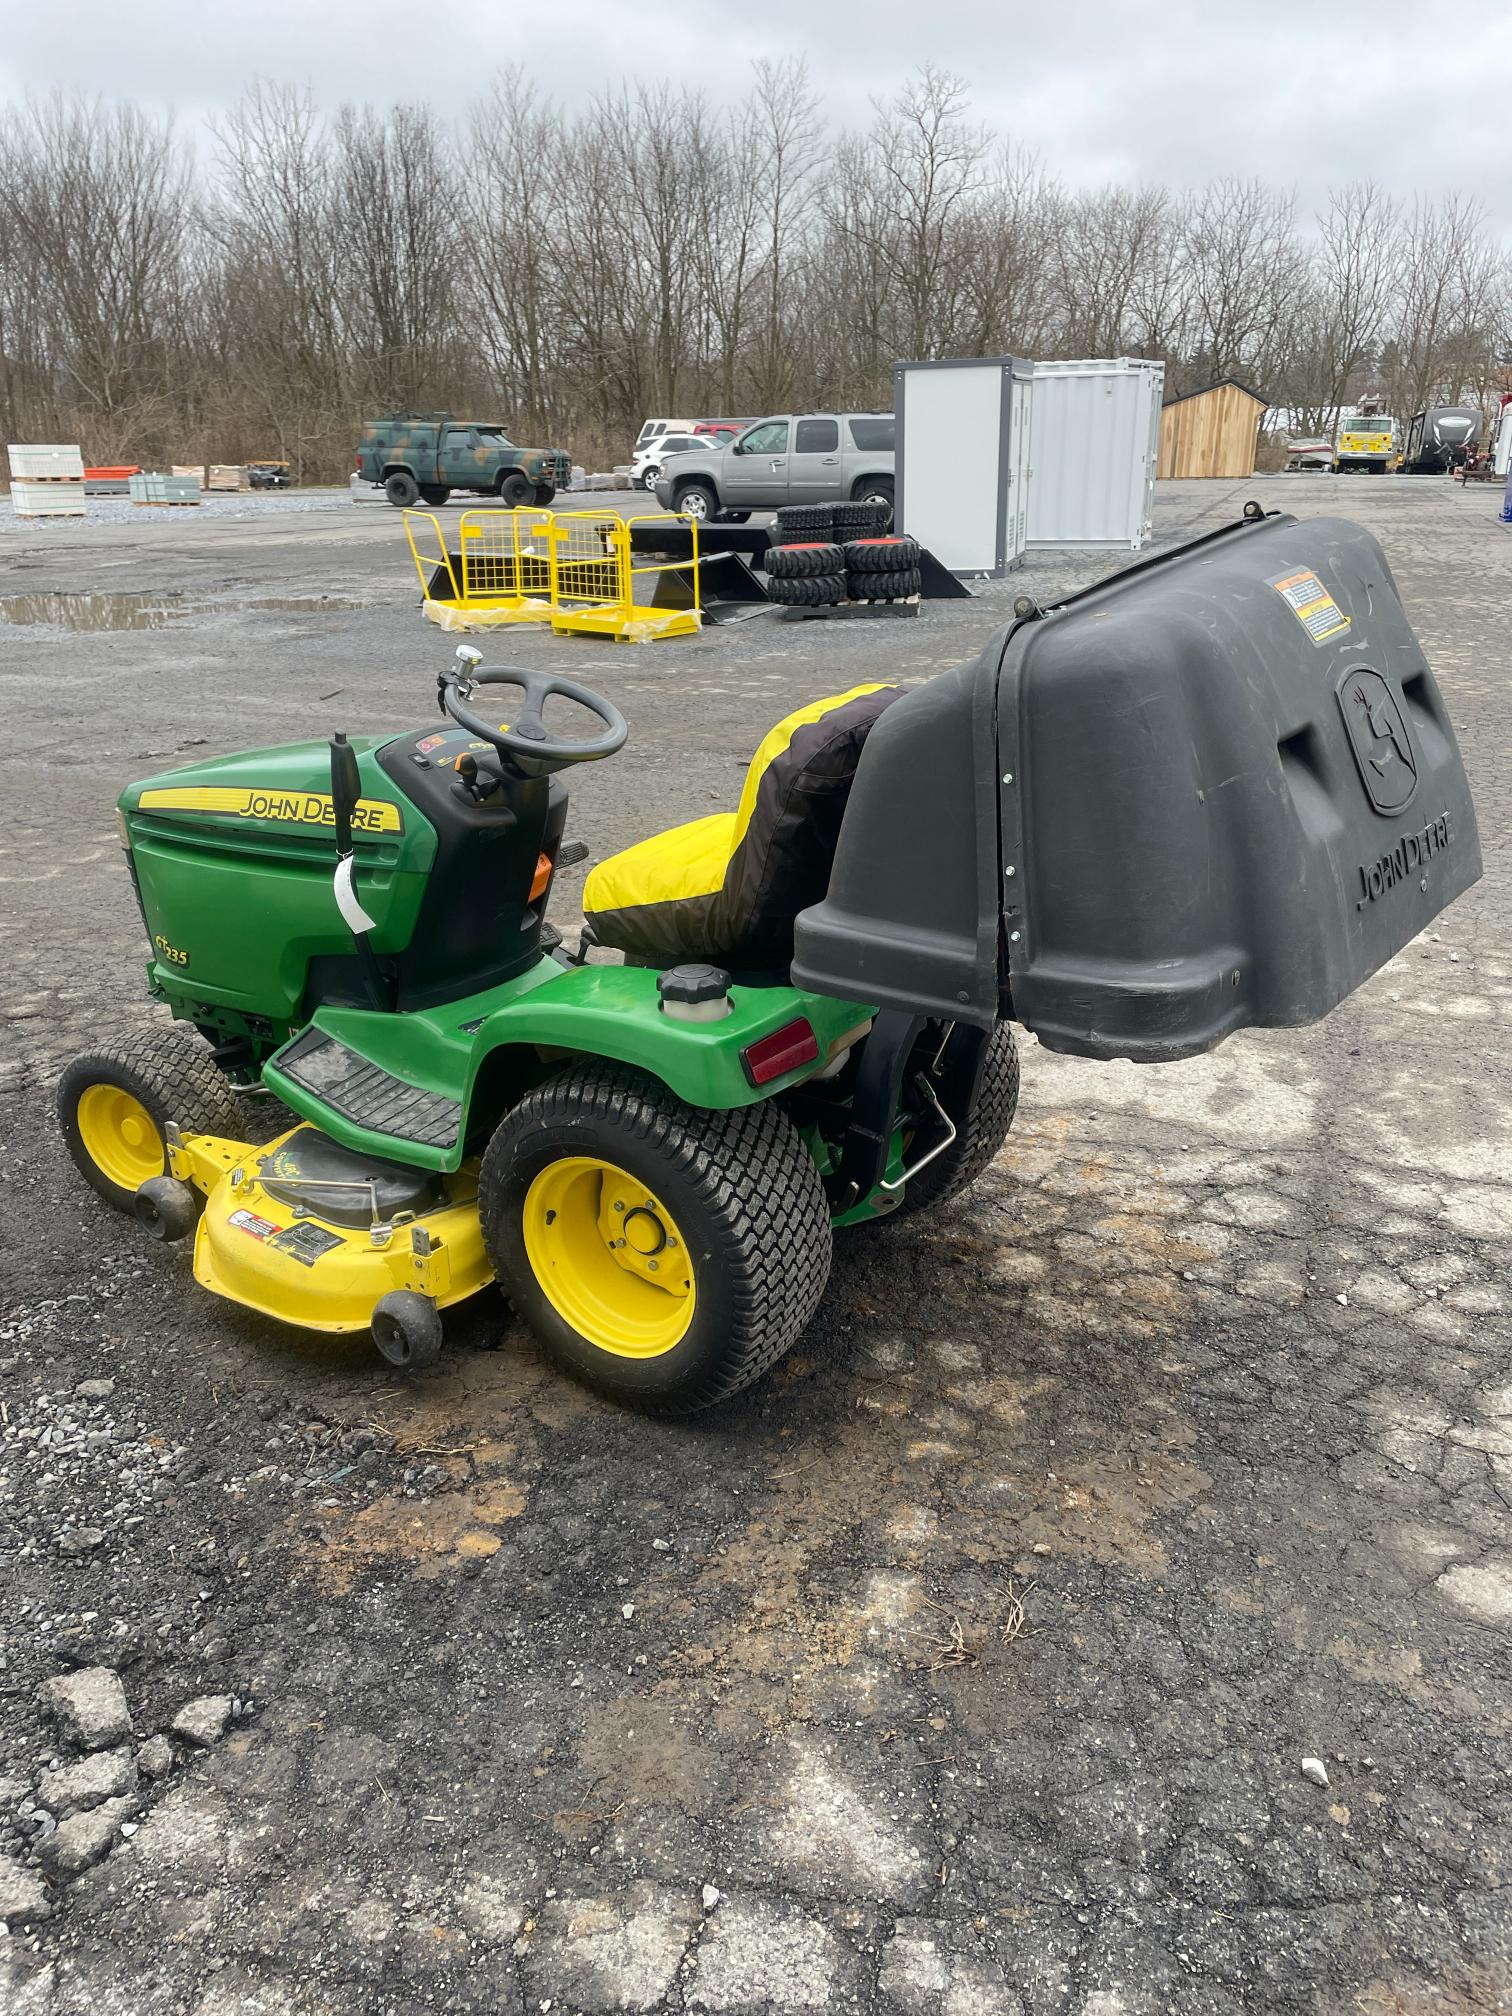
[909,1578,1040,1672]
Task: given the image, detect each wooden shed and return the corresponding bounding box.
[1158,379,1268,479]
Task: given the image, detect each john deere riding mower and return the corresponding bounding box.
[59,507,1480,1411]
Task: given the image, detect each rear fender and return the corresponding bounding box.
[263,960,874,1171]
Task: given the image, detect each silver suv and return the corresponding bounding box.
[653,413,895,522]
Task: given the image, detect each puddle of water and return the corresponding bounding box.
[0,590,188,632]
[0,591,365,631]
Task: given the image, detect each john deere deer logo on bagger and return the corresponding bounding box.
[1339,667,1419,817]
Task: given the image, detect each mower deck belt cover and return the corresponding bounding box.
[792,510,1480,1061]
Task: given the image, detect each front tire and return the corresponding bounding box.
[892,1025,1020,1218]
[384,471,420,508]
[480,1063,833,1413]
[533,484,556,507]
[673,481,719,523]
[58,1028,247,1213]
[498,471,534,507]
[371,1290,443,1371]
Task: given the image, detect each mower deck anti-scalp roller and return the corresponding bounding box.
[58,507,1480,1409]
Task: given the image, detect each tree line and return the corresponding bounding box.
[2,66,1508,481]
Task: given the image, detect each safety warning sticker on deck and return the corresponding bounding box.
[1270,569,1350,646]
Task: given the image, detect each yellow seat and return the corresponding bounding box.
[584,684,900,969]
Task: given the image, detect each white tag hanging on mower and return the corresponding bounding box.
[333,855,377,935]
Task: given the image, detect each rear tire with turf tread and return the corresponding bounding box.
[892,1025,1020,1218]
[766,542,845,580]
[479,1062,833,1413]
[58,1027,247,1213]
[769,572,847,607]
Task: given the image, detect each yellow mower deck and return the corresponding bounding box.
[171,1128,492,1334]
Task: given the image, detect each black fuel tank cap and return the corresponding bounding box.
[657,963,732,1005]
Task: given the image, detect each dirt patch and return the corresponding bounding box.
[301,1474,527,1593]
[573,1697,727,1823]
[1354,1967,1512,2014]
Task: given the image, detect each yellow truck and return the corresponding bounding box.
[1334,411,1398,474]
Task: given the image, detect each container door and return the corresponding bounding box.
[788,416,842,503]
[1006,373,1033,562]
[1138,370,1162,544]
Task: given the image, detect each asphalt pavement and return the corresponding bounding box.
[1,476,1509,2014]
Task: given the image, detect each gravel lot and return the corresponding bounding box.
[1,477,1509,2015]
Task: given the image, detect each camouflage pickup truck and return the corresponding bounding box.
[357,413,572,509]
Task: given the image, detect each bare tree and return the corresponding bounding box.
[4,72,1512,482]
[1182,177,1304,387]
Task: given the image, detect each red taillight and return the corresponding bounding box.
[740,1018,819,1087]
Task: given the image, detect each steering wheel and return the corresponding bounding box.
[438,653,627,777]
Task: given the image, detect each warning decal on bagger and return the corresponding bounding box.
[1270,569,1350,646]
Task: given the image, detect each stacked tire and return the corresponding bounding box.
[765,540,846,607]
[842,535,921,603]
[771,503,835,544]
[830,499,891,541]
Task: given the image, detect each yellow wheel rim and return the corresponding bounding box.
[75,1084,164,1192]
[522,1155,695,1359]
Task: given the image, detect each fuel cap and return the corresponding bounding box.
[657,964,733,1020]
[657,963,732,1004]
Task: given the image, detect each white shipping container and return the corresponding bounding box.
[894,356,1033,575]
[1026,358,1164,550]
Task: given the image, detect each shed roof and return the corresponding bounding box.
[1161,378,1269,411]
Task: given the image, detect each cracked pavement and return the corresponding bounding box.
[0,477,1509,2014]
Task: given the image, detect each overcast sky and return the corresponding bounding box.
[4,0,1510,231]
